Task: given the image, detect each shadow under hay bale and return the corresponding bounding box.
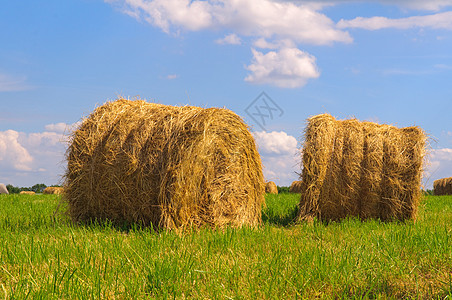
[433,177,452,195]
[289,181,302,193]
[265,181,278,194]
[298,114,426,222]
[44,187,64,195]
[64,99,264,230]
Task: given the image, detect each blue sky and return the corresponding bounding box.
[1,0,452,188]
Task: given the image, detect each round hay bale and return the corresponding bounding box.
[20,191,35,195]
[0,183,8,194]
[433,177,452,195]
[44,187,64,195]
[65,99,265,230]
[265,181,278,194]
[298,114,426,222]
[289,181,302,193]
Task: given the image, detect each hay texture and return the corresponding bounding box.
[433,177,452,195]
[0,184,8,194]
[44,187,64,195]
[298,114,426,222]
[65,99,264,230]
[289,181,302,193]
[20,191,35,195]
[265,181,278,194]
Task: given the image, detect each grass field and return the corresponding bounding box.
[0,193,451,299]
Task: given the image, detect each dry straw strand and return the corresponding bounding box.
[64,98,264,230]
[298,114,426,222]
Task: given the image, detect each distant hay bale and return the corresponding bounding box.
[298,114,426,222]
[433,177,452,195]
[289,181,302,193]
[0,183,8,194]
[20,191,35,195]
[44,187,64,195]
[265,181,278,194]
[64,98,264,230]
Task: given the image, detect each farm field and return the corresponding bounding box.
[0,193,451,299]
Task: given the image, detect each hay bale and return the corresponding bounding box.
[20,191,35,195]
[0,183,8,194]
[298,114,426,222]
[265,181,278,194]
[44,187,64,195]
[289,181,302,193]
[433,177,452,195]
[64,98,264,230]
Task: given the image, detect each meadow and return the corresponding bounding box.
[0,193,451,299]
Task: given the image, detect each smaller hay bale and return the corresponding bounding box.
[44,187,64,195]
[289,181,302,193]
[20,191,35,195]
[0,183,8,194]
[265,181,278,194]
[433,177,452,195]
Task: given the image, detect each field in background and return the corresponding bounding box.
[0,193,451,299]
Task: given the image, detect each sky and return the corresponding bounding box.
[1,0,452,189]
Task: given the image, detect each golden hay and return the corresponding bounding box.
[298,114,426,222]
[20,191,35,195]
[44,187,64,195]
[289,181,302,193]
[64,98,265,230]
[433,177,452,195]
[265,181,278,194]
[0,183,8,194]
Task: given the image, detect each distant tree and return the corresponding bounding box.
[31,183,47,193]
[6,184,20,194]
[277,186,290,194]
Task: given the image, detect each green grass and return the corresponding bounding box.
[0,193,451,299]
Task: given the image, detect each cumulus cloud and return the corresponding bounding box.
[424,148,452,188]
[245,47,320,88]
[0,122,81,186]
[215,33,242,45]
[108,0,352,45]
[338,11,452,30]
[253,131,300,185]
[289,0,452,11]
[0,130,33,171]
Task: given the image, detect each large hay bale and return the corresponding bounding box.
[44,187,64,195]
[65,99,264,229]
[20,191,35,195]
[289,181,302,193]
[433,177,452,195]
[265,181,278,194]
[0,183,8,194]
[298,114,426,222]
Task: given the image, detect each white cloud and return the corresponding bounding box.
[424,148,452,189]
[215,33,241,45]
[44,122,72,134]
[109,0,352,45]
[0,130,33,171]
[289,0,452,11]
[245,47,320,88]
[0,73,29,92]
[253,131,300,185]
[338,11,452,30]
[166,74,179,79]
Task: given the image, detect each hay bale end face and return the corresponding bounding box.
[265,181,278,194]
[289,181,302,193]
[433,177,452,195]
[65,99,265,230]
[20,191,35,195]
[298,114,426,222]
[0,183,8,194]
[44,187,64,195]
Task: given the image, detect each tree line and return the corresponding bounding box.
[6,184,62,194]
